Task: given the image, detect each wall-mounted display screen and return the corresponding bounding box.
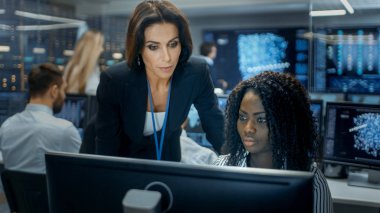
[203,28,309,90]
[312,26,380,94]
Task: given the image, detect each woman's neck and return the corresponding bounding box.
[146,73,171,92]
[248,152,273,169]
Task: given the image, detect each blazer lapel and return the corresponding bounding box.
[123,70,147,142]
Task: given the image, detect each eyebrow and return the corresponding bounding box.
[239,110,266,116]
[145,37,180,44]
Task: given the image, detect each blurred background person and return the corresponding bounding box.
[200,41,228,92]
[64,30,104,95]
[0,63,81,173]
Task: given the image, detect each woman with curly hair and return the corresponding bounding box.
[214,71,332,213]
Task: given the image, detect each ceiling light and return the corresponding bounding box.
[340,0,354,14]
[14,10,84,24]
[0,9,5,14]
[16,22,84,31]
[310,10,346,17]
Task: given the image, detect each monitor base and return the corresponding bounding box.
[347,168,380,189]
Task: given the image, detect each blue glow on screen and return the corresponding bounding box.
[237,33,289,80]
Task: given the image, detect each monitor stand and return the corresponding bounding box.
[347,167,380,189]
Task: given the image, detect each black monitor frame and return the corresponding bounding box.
[45,152,313,213]
[310,99,324,137]
[323,101,380,188]
[323,101,380,169]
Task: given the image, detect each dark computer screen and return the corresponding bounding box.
[54,94,89,129]
[0,92,28,126]
[203,27,309,89]
[323,102,380,169]
[45,152,313,213]
[185,95,227,147]
[217,94,228,112]
[310,99,323,136]
[312,26,380,94]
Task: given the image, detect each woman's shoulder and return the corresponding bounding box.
[182,56,208,73]
[104,61,131,77]
[212,154,230,166]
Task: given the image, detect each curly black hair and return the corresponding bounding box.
[222,71,320,171]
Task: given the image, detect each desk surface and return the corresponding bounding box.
[327,178,380,208]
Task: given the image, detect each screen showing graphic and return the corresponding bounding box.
[324,102,380,168]
[185,95,227,147]
[313,27,380,94]
[203,28,309,89]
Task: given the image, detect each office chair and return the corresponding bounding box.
[1,170,49,213]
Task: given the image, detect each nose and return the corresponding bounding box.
[161,47,171,62]
[244,120,256,135]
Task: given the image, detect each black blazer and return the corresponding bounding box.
[95,57,224,161]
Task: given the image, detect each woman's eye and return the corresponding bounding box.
[238,114,247,121]
[147,45,158,50]
[257,117,267,124]
[168,41,178,48]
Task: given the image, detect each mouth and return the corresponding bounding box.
[243,137,256,146]
[160,65,173,73]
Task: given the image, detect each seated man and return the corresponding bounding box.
[0,63,81,173]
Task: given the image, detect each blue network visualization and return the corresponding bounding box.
[352,113,380,158]
[237,33,289,80]
[203,28,309,90]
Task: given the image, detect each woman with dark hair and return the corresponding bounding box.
[214,71,332,213]
[95,0,224,161]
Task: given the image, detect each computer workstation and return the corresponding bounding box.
[185,94,227,148]
[45,151,313,213]
[53,94,98,138]
[322,101,380,211]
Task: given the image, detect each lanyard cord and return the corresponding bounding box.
[147,78,172,160]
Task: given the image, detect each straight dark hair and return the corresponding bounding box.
[126,0,193,71]
[28,63,63,97]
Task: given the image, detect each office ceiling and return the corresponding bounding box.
[49,0,380,17]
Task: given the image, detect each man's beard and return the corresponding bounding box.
[53,100,64,114]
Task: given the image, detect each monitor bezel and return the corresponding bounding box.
[45,151,314,213]
[310,99,324,137]
[323,101,380,170]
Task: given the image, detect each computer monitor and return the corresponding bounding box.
[0,91,28,126]
[310,99,323,136]
[53,94,99,138]
[217,94,228,113]
[54,94,88,129]
[185,95,227,147]
[45,152,313,213]
[323,101,380,188]
[312,26,380,94]
[203,27,309,89]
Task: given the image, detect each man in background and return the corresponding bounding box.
[200,42,228,91]
[0,63,81,173]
